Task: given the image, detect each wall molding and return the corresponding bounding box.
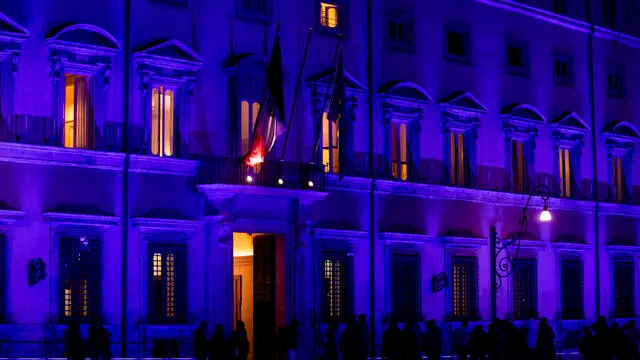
[197,184,328,205]
[313,228,368,242]
[42,212,119,230]
[378,232,432,244]
[606,245,640,255]
[129,154,199,176]
[438,236,488,249]
[132,217,202,233]
[0,143,125,170]
[551,241,592,252]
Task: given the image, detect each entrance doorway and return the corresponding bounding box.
[233,233,286,360]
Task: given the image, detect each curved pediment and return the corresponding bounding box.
[223,53,267,77]
[438,91,487,116]
[0,12,29,41]
[46,24,120,54]
[501,103,545,126]
[135,39,203,71]
[377,81,431,103]
[306,67,367,93]
[550,112,590,133]
[603,121,640,143]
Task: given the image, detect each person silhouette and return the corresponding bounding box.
[210,324,230,360]
[381,319,403,360]
[194,321,208,360]
[231,320,250,360]
[63,320,85,360]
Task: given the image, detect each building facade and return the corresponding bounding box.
[0,0,640,357]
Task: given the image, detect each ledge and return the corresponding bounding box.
[438,236,488,249]
[551,242,592,252]
[517,239,548,251]
[132,217,202,233]
[313,228,368,242]
[0,143,125,170]
[378,232,433,244]
[42,211,119,229]
[326,175,373,192]
[0,208,24,226]
[196,184,328,205]
[606,245,640,255]
[129,154,199,176]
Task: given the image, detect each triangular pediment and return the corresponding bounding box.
[501,103,545,126]
[550,112,590,132]
[377,81,431,103]
[306,68,367,92]
[135,39,203,65]
[0,12,29,41]
[46,24,120,53]
[603,121,640,142]
[438,91,487,114]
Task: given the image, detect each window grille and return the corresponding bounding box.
[148,244,187,323]
[321,251,353,322]
[452,256,479,321]
[60,237,102,323]
[391,253,421,322]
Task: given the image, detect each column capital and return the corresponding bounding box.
[295,220,313,250]
[205,215,234,247]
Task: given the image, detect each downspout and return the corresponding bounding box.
[585,0,601,317]
[121,0,131,355]
[366,0,376,356]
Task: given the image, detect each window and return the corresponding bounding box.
[391,122,408,180]
[60,237,102,323]
[391,253,421,322]
[445,28,470,63]
[513,259,537,320]
[553,52,574,86]
[611,155,625,202]
[450,131,468,186]
[321,251,354,322]
[319,2,346,35]
[151,86,176,157]
[237,0,270,21]
[512,140,529,193]
[558,147,572,198]
[322,112,340,173]
[613,260,634,318]
[452,256,479,321]
[505,41,530,77]
[607,65,625,98]
[149,244,186,323]
[386,13,414,51]
[604,0,616,28]
[241,100,261,155]
[64,74,92,149]
[554,0,566,14]
[561,259,584,320]
[0,235,4,323]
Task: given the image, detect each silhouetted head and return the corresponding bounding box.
[236,320,245,330]
[199,321,207,331]
[540,317,548,326]
[290,319,300,329]
[462,319,469,327]
[358,314,367,325]
[583,326,591,336]
[215,324,224,334]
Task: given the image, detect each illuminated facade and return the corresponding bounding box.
[0,0,640,358]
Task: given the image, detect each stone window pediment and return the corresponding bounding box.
[604,121,640,151]
[438,91,487,118]
[0,11,28,63]
[46,24,120,65]
[307,67,366,98]
[135,39,202,86]
[377,81,431,122]
[223,53,268,100]
[501,103,545,141]
[550,112,589,147]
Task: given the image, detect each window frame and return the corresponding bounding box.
[390,252,421,323]
[444,26,471,64]
[150,84,179,158]
[553,0,567,14]
[510,138,532,193]
[612,259,635,318]
[390,120,409,181]
[322,111,340,174]
[236,0,272,22]
[148,243,188,324]
[449,130,470,187]
[606,64,625,99]
[512,258,538,320]
[0,235,5,324]
[320,250,354,323]
[560,258,584,320]
[505,39,530,77]
[604,0,616,29]
[317,0,349,37]
[557,145,575,198]
[451,255,479,321]
[552,51,575,87]
[385,12,415,52]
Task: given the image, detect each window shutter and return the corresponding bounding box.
[613,261,634,318]
[452,256,479,321]
[561,259,584,320]
[391,253,421,323]
[513,258,537,319]
[59,237,102,324]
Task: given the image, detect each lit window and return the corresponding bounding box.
[64,74,92,149]
[611,156,624,203]
[322,112,340,173]
[561,259,584,320]
[452,256,478,321]
[321,3,339,28]
[321,252,353,322]
[391,122,408,180]
[241,100,260,155]
[149,245,186,323]
[151,86,175,157]
[450,131,466,186]
[60,237,101,323]
[513,259,537,320]
[512,140,528,193]
[559,147,571,198]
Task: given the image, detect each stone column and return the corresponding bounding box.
[205,215,234,332]
[295,220,314,360]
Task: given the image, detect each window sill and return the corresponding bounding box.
[129,154,199,176]
[0,142,125,170]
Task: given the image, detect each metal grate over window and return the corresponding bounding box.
[59,237,102,324]
[321,251,353,322]
[149,244,187,323]
[391,253,421,323]
[561,259,584,320]
[452,256,479,321]
[513,258,537,319]
[613,260,634,318]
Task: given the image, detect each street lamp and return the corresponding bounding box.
[495,184,552,289]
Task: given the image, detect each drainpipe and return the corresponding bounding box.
[585,0,601,317]
[366,0,376,355]
[121,0,132,355]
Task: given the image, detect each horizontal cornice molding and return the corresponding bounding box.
[197,184,328,205]
[0,143,125,170]
[378,232,432,244]
[438,236,488,249]
[42,212,119,229]
[313,228,368,242]
[606,245,640,255]
[517,239,548,251]
[132,217,202,233]
[129,155,198,176]
[326,175,373,192]
[551,241,592,252]
[0,208,24,226]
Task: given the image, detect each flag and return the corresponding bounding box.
[326,52,351,178]
[326,52,345,123]
[242,33,286,167]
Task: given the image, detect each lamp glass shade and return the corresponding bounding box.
[539,207,552,222]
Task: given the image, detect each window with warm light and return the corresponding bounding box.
[611,156,625,203]
[321,251,353,322]
[452,255,479,321]
[512,140,528,193]
[151,86,175,157]
[320,2,339,28]
[149,244,186,323]
[322,112,340,173]
[391,253,421,323]
[391,122,408,180]
[64,74,92,149]
[60,237,101,323]
[241,100,261,155]
[513,258,537,320]
[450,131,467,186]
[558,147,572,198]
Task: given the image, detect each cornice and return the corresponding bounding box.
[551,241,592,252]
[196,184,328,205]
[313,228,368,242]
[132,217,202,233]
[378,232,433,244]
[439,236,488,249]
[606,245,640,255]
[42,212,119,230]
[0,143,125,170]
[129,155,198,176]
[0,208,24,226]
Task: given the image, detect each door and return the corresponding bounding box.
[253,235,276,360]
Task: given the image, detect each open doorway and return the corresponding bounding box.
[233,233,286,360]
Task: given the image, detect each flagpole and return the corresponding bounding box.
[280,27,313,161]
[310,34,342,163]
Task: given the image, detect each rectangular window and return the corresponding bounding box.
[554,0,566,14]
[321,251,353,322]
[151,86,176,157]
[60,237,102,323]
[452,256,479,321]
[611,156,625,203]
[386,13,414,51]
[64,74,92,149]
[391,253,421,322]
[241,100,260,155]
[320,2,342,32]
[604,0,616,28]
[322,112,340,173]
[553,52,574,86]
[450,131,467,186]
[558,147,572,198]
[607,65,625,98]
[237,0,270,21]
[149,244,187,323]
[505,40,530,77]
[613,260,634,318]
[391,122,408,180]
[512,140,528,193]
[445,28,471,63]
[513,258,537,320]
[561,259,584,320]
